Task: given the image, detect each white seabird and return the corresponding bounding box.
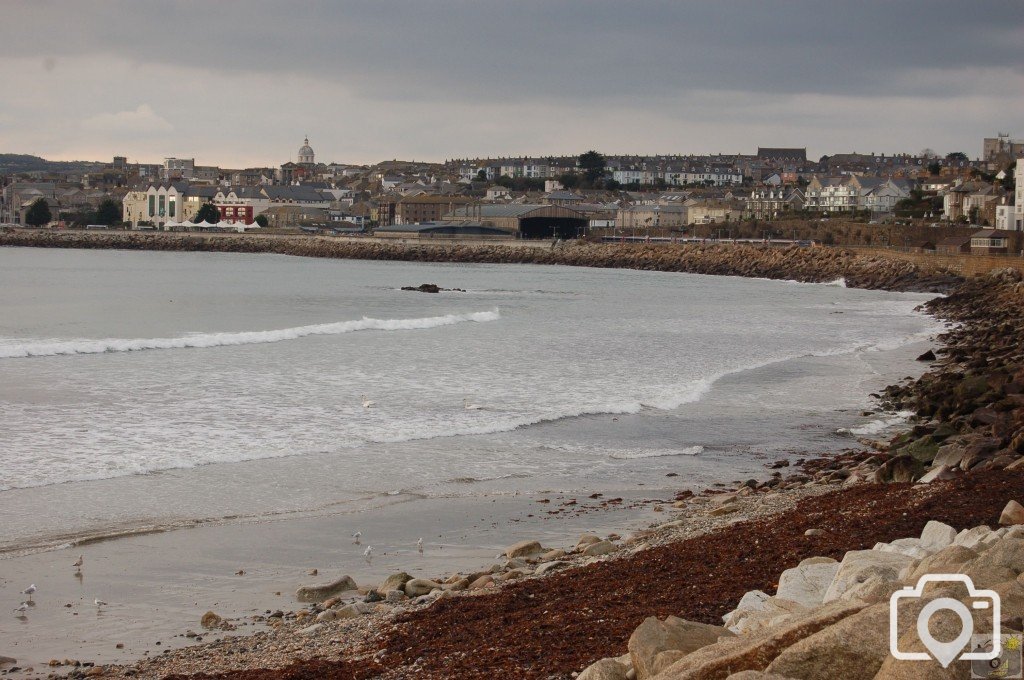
[361,395,376,409]
[417,538,424,553]
[352,531,361,544]
[21,584,36,603]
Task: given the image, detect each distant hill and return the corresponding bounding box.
[0,154,105,175]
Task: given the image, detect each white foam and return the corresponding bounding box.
[0,309,501,359]
[609,445,704,460]
[848,411,915,436]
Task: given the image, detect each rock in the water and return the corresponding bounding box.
[578,657,630,680]
[401,283,441,293]
[504,539,543,559]
[628,616,731,680]
[1000,500,1024,526]
[378,572,413,595]
[582,540,617,557]
[295,575,358,602]
[916,349,936,362]
[404,578,443,597]
[200,611,222,629]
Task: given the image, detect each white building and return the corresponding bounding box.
[1014,158,1024,231]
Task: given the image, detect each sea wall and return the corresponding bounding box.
[0,230,962,293]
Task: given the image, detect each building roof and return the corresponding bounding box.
[447,203,586,218]
[757,147,807,162]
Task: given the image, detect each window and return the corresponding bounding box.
[148,195,155,217]
[158,195,165,216]
[168,199,176,217]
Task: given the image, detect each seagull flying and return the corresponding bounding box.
[352,531,361,544]
[21,584,36,602]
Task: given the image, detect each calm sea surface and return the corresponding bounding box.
[0,247,940,553]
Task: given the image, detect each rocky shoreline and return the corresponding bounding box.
[5,234,1023,679]
[0,230,962,293]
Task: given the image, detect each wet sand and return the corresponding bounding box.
[0,491,661,672]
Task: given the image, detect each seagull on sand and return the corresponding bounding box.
[21,584,36,603]
[363,545,373,562]
[73,555,84,572]
[417,538,424,553]
[352,531,361,544]
[13,603,29,615]
[94,598,107,609]
[361,395,376,409]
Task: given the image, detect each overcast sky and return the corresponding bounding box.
[2,1,1022,167]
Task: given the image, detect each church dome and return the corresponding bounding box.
[298,137,315,164]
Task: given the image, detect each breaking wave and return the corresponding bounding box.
[0,309,501,359]
[608,445,705,460]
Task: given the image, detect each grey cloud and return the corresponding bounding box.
[3,0,1022,104]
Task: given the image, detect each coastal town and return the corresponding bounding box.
[1,134,1022,253]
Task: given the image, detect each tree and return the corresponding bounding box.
[25,198,52,227]
[578,150,606,185]
[193,203,220,223]
[94,198,122,225]
[475,169,487,182]
[557,172,580,189]
[254,214,269,228]
[927,161,941,175]
[945,151,968,163]
[919,148,938,159]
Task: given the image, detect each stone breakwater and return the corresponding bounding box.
[868,268,1024,483]
[0,230,962,293]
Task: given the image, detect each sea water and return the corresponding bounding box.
[0,247,940,554]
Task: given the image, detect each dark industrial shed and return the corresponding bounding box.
[442,204,588,239]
